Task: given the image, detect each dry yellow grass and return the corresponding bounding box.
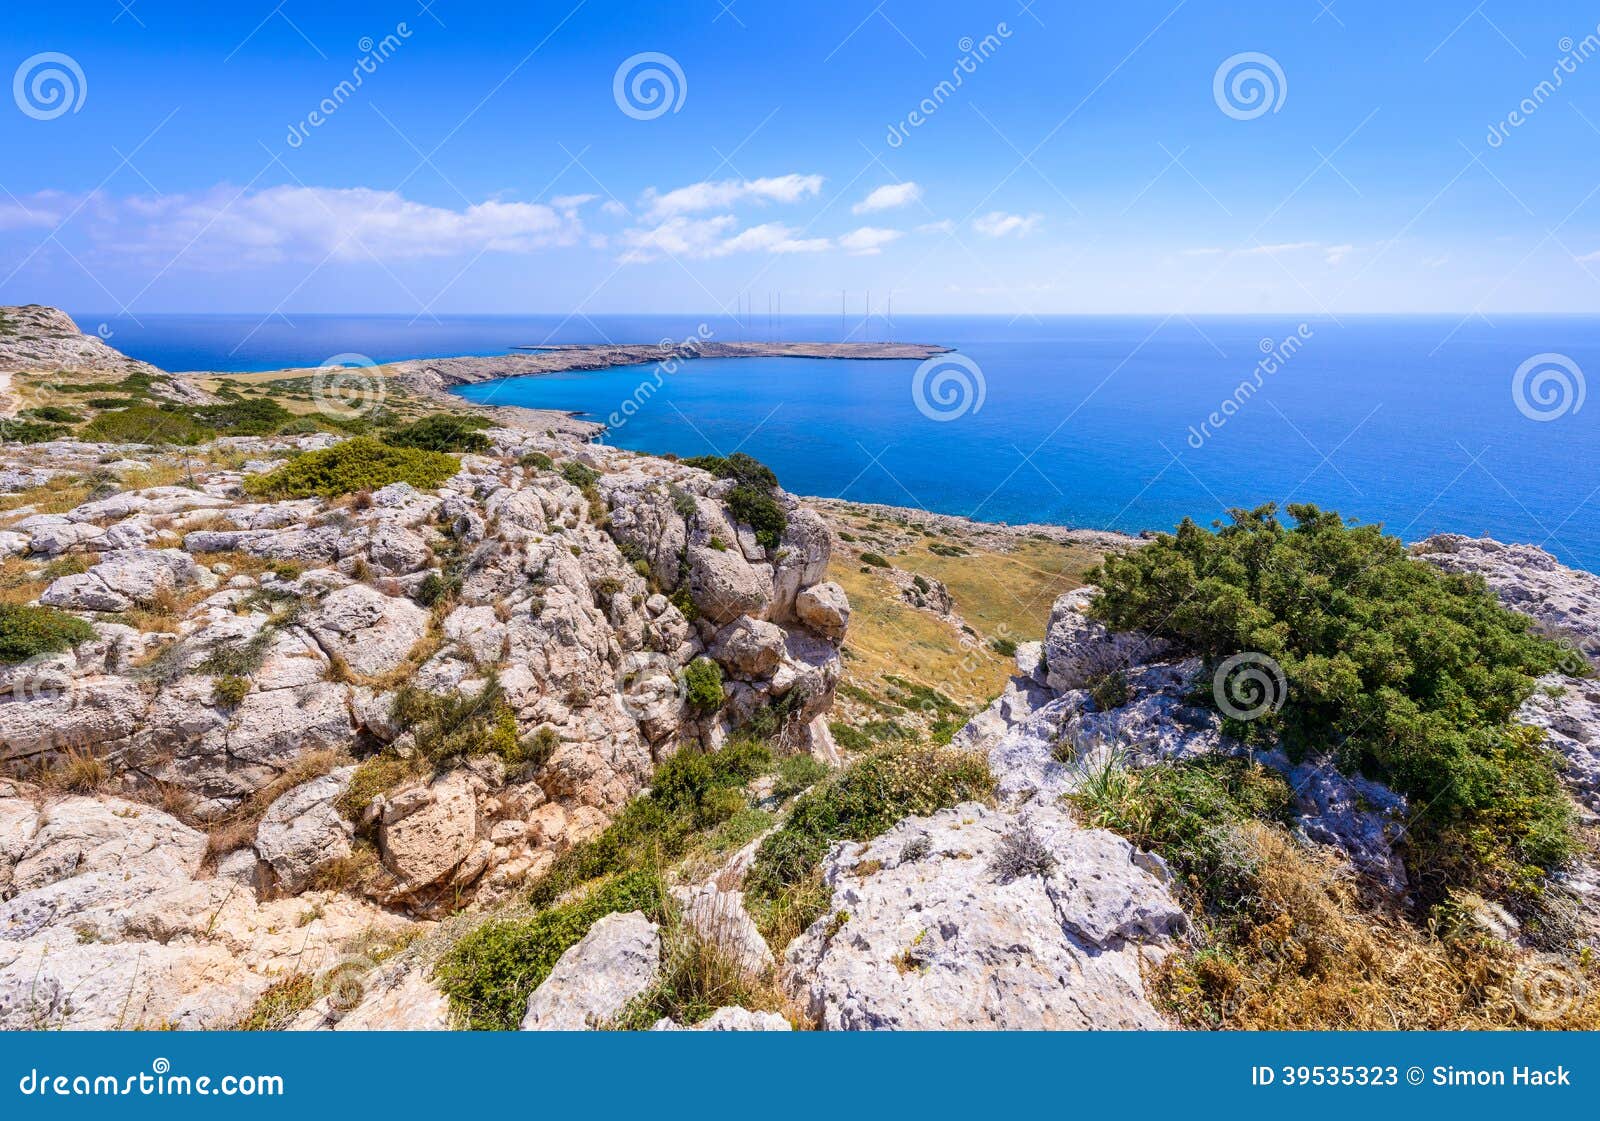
[1155,824,1600,1030]
[819,504,1103,712]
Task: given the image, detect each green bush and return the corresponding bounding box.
[519,451,554,472]
[242,437,459,498]
[526,739,771,912]
[745,746,994,907]
[436,869,668,1030]
[559,460,600,489]
[19,405,80,423]
[683,452,787,549]
[391,676,529,764]
[682,656,724,713]
[192,398,293,435]
[1089,502,1577,900]
[0,419,68,444]
[383,413,492,453]
[211,674,251,707]
[0,603,96,663]
[80,406,214,445]
[859,552,890,568]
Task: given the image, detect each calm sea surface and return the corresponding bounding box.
[90,312,1600,570]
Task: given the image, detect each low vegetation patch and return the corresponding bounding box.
[745,745,994,944]
[1089,503,1578,908]
[526,738,774,911]
[0,603,96,663]
[436,869,669,1031]
[242,437,460,499]
[382,413,492,453]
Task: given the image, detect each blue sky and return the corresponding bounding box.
[3,0,1600,315]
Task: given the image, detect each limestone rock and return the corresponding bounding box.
[254,767,356,895]
[306,584,429,677]
[520,910,661,1030]
[378,771,478,891]
[651,1006,791,1030]
[795,581,850,642]
[784,802,1183,1030]
[1042,587,1170,692]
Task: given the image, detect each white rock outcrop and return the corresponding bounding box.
[519,910,661,1030]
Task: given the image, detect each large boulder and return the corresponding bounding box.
[1042,587,1169,692]
[254,767,356,895]
[306,584,429,677]
[795,581,850,643]
[784,802,1184,1030]
[377,771,479,891]
[709,616,786,678]
[520,910,661,1030]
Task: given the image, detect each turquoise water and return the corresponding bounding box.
[94,312,1600,569]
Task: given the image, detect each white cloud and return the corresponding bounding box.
[1323,243,1355,266]
[640,174,824,219]
[915,219,954,234]
[26,185,585,265]
[1240,241,1319,256]
[601,199,630,218]
[972,211,1041,238]
[619,215,836,261]
[1179,247,1224,257]
[837,226,903,255]
[853,182,922,214]
[551,193,598,209]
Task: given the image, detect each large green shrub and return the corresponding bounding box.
[383,413,492,453]
[242,437,459,498]
[0,603,96,663]
[1088,502,1577,898]
[80,406,214,445]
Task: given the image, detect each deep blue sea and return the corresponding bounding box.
[88,312,1600,570]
